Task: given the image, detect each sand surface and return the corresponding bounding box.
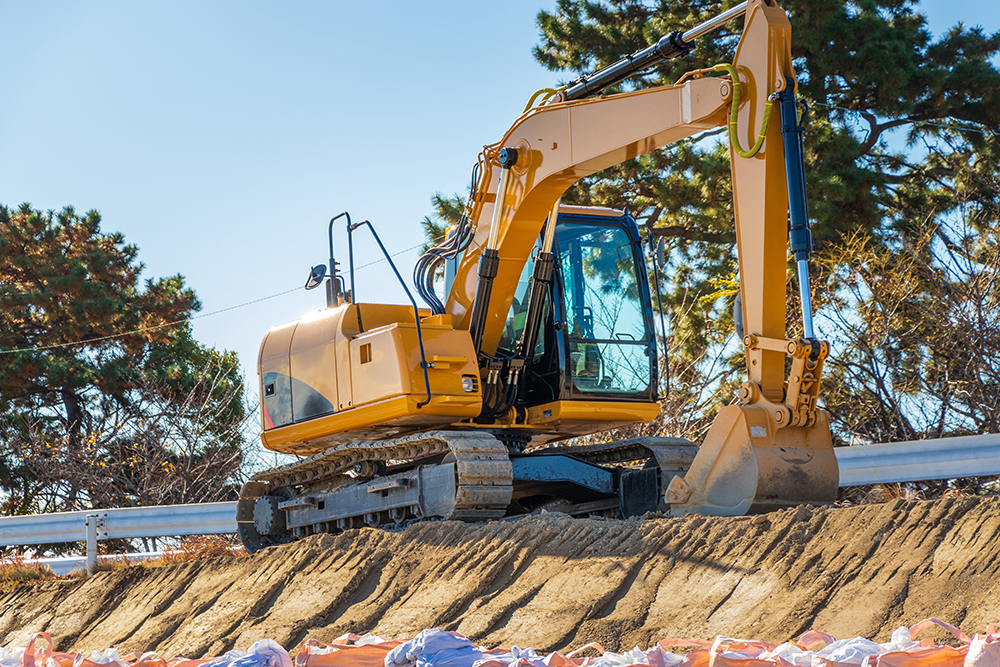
[1,496,997,657]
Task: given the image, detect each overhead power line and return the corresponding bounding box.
[0,242,425,355]
[808,100,999,137]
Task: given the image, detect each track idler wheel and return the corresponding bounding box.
[237,481,293,554]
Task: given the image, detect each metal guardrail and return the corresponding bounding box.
[0,502,237,575]
[0,435,997,574]
[0,502,237,547]
[835,433,1000,487]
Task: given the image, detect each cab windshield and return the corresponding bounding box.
[555,221,651,395]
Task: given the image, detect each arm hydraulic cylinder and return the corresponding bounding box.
[564,1,749,101]
[776,78,815,339]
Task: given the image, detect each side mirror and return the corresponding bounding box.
[304,264,327,290]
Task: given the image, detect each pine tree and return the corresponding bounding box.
[533,0,1000,441]
[0,204,250,513]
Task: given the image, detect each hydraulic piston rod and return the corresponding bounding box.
[564,1,749,101]
[470,148,519,354]
[777,79,816,339]
[682,1,751,42]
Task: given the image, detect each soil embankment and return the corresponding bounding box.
[0,496,998,657]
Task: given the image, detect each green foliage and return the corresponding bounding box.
[1,204,201,407]
[0,204,249,513]
[536,0,1000,255]
[420,193,465,253]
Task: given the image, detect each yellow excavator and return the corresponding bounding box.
[238,0,839,552]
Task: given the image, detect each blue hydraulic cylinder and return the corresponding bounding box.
[777,79,816,339]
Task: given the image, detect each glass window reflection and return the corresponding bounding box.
[555,222,651,395]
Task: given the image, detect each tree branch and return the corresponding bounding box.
[645,225,734,244]
[857,113,932,157]
[879,166,955,184]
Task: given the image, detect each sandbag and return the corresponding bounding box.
[384,629,482,667]
[6,617,1000,667]
[965,627,1000,667]
[294,636,401,667]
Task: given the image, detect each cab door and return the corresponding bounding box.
[552,214,658,401]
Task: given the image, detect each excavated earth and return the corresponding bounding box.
[1,496,999,657]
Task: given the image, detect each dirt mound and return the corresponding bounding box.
[0,496,998,657]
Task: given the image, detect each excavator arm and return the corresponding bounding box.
[447,1,790,359]
[443,75,730,353]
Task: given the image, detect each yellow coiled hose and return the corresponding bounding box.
[713,63,774,158]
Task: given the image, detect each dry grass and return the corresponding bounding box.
[0,553,60,592]
[89,535,246,572]
[141,535,246,567]
[1,535,247,586]
[837,477,999,507]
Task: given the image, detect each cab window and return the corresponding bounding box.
[555,222,651,394]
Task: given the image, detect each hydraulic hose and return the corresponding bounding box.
[523,88,563,113]
[714,63,774,159]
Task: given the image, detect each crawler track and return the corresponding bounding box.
[237,431,699,553]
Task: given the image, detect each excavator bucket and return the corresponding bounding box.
[666,405,839,515]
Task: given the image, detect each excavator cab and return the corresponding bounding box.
[516,208,658,409]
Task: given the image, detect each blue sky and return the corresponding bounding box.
[2,0,996,426]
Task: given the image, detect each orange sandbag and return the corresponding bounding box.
[655,639,713,667]
[875,646,967,667]
[709,638,791,667]
[116,652,172,667]
[867,617,974,667]
[20,632,80,667]
[812,657,866,667]
[294,636,402,667]
[21,633,53,667]
[164,658,212,667]
[799,631,837,651]
[541,651,584,666]
[911,620,972,646]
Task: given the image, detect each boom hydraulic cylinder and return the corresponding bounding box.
[470,148,519,354]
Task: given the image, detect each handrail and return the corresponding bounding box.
[348,219,434,408]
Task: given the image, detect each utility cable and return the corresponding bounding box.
[807,100,999,137]
[0,287,300,355]
[0,241,426,355]
[355,242,423,270]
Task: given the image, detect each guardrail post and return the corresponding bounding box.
[85,514,98,576]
